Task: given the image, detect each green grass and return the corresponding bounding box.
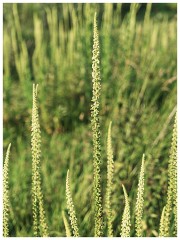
[3,3,177,237]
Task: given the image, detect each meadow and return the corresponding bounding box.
[3,3,177,237]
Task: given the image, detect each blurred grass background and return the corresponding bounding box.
[3,3,177,237]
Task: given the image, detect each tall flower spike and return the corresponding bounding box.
[31,84,49,237]
[169,114,177,235]
[66,170,79,237]
[3,143,11,237]
[135,154,145,237]
[91,12,103,237]
[159,206,166,237]
[62,211,72,237]
[121,184,131,237]
[106,121,114,237]
[163,113,177,236]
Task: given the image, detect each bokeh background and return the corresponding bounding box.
[3,3,177,237]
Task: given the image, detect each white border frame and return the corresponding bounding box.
[1,0,178,239]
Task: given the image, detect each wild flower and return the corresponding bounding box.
[121,184,131,237]
[135,154,145,237]
[163,114,177,236]
[31,84,49,237]
[66,170,79,237]
[3,143,11,237]
[106,121,114,237]
[91,12,103,237]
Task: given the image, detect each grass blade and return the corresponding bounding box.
[62,211,72,237]
[159,206,166,237]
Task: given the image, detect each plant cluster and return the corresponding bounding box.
[3,3,177,237]
[3,11,177,237]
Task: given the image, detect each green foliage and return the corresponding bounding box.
[66,170,79,237]
[135,154,145,237]
[3,143,11,237]
[106,121,114,237]
[31,84,49,237]
[91,12,103,237]
[121,185,131,237]
[3,3,177,237]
